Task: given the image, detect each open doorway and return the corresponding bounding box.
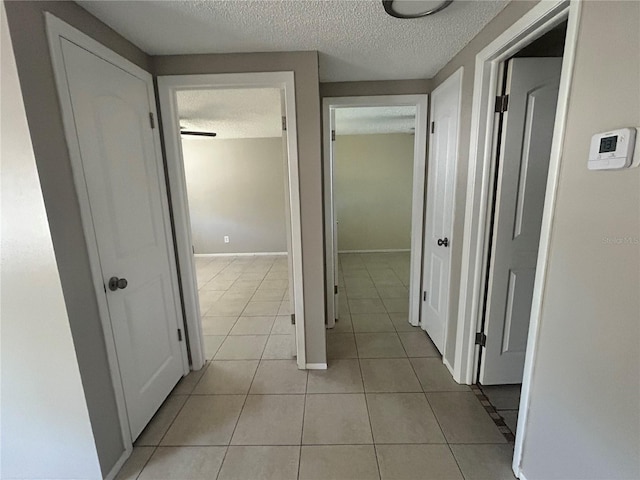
[158,72,306,371]
[175,87,295,362]
[475,20,568,436]
[323,95,429,336]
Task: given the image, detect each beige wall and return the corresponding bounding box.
[183,137,287,254]
[335,134,414,251]
[431,0,539,365]
[320,79,431,98]
[520,2,639,478]
[154,51,327,365]
[3,1,152,475]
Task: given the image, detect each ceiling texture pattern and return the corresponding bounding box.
[335,106,416,135]
[177,88,282,139]
[77,0,509,82]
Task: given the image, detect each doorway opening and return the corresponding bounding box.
[323,95,429,338]
[158,72,306,371]
[475,19,568,436]
[176,87,296,363]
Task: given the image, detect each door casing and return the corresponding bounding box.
[453,0,582,476]
[322,95,429,329]
[157,72,307,370]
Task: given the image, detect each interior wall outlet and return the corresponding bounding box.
[224,235,230,244]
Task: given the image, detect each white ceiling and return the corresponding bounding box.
[335,106,416,135]
[77,0,509,82]
[177,88,282,139]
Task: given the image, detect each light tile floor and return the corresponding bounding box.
[117,253,515,480]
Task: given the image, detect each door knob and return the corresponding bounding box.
[437,237,449,247]
[108,276,128,291]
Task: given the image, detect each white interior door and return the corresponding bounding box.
[480,58,562,385]
[60,39,187,439]
[421,70,462,354]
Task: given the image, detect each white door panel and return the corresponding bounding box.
[61,39,186,438]
[480,58,562,385]
[421,70,462,354]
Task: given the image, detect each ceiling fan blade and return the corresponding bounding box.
[180,130,217,137]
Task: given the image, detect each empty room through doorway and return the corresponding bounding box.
[335,106,415,333]
[177,87,296,361]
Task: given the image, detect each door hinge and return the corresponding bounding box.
[290,313,296,325]
[430,121,435,134]
[475,332,487,347]
[423,290,427,301]
[494,95,509,113]
[149,112,156,129]
[331,129,336,141]
[192,245,195,254]
[282,116,287,131]
[334,285,338,295]
[177,329,183,342]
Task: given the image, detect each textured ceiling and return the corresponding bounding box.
[335,106,416,135]
[176,88,282,139]
[77,0,509,82]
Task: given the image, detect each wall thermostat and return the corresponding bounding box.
[588,127,638,170]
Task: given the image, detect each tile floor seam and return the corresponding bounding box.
[215,351,263,475]
[132,445,158,480]
[356,354,382,479]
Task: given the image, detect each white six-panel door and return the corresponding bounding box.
[59,38,187,439]
[421,69,463,354]
[480,58,562,385]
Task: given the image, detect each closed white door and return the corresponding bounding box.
[421,70,462,354]
[480,58,562,385]
[61,39,187,438]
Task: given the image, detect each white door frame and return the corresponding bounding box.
[157,72,306,370]
[323,95,429,328]
[451,0,581,477]
[45,14,190,479]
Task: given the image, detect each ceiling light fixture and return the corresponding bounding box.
[382,0,453,19]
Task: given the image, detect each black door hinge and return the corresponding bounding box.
[334,285,338,295]
[177,329,183,342]
[290,313,295,325]
[494,95,509,113]
[149,112,156,129]
[423,291,427,301]
[282,116,287,131]
[331,129,336,141]
[475,332,487,347]
[431,121,435,134]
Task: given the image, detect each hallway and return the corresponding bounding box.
[116,254,515,480]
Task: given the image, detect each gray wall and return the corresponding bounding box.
[3,1,153,475]
[183,137,287,254]
[431,0,539,367]
[520,2,639,478]
[154,51,327,365]
[335,133,414,251]
[1,5,101,477]
[320,79,431,98]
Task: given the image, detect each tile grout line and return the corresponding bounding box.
[297,363,310,480]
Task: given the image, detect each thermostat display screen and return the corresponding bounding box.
[599,135,618,153]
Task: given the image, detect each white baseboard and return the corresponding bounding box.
[305,363,328,370]
[337,249,410,254]
[194,252,287,257]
